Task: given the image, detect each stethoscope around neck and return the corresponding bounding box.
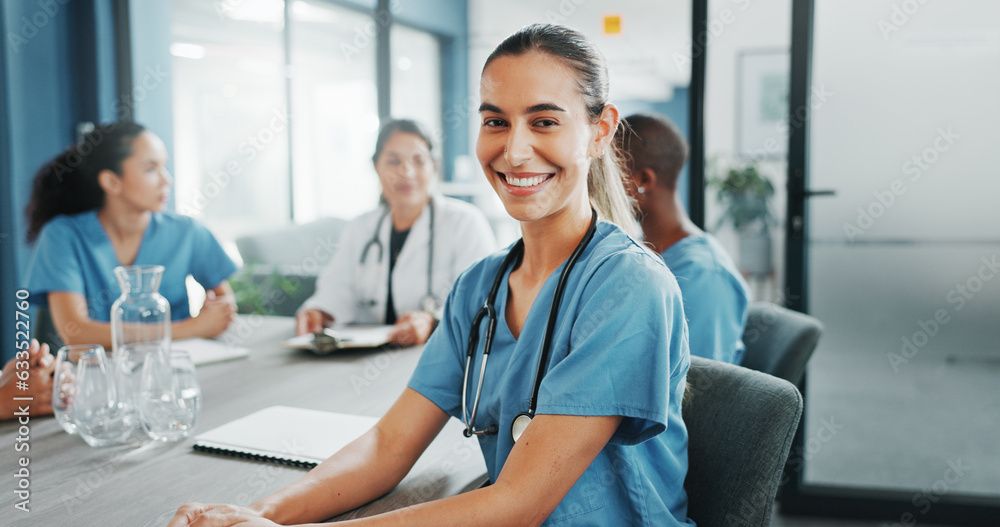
[462,209,598,443]
[357,199,439,314]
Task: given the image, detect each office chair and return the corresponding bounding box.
[235,216,349,268]
[683,356,803,527]
[234,217,348,316]
[34,307,65,352]
[740,302,823,386]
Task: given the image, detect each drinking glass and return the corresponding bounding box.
[138,350,201,441]
[52,344,104,434]
[73,349,135,447]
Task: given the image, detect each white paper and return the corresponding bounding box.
[332,325,394,347]
[173,337,250,366]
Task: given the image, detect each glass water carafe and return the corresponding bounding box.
[110,265,171,422]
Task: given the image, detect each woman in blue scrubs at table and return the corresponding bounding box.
[170,24,695,527]
[24,122,238,349]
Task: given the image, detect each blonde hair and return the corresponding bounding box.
[485,24,637,238]
[589,142,638,238]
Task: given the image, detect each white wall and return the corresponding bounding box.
[469,0,690,100]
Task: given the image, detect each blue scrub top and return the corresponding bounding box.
[25,211,238,321]
[662,233,750,365]
[409,221,695,526]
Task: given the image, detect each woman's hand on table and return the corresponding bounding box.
[167,503,279,527]
[0,339,55,419]
[195,293,237,338]
[388,311,435,347]
[295,309,332,336]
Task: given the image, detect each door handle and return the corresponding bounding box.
[803,189,836,197]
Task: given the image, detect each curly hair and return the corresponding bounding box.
[25,121,147,243]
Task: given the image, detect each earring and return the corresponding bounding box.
[637,186,645,194]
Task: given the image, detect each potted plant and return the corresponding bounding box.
[707,163,776,276]
[228,263,307,316]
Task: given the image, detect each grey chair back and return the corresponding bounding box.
[34,306,65,352]
[740,302,823,386]
[235,216,348,268]
[683,356,803,527]
[233,217,348,316]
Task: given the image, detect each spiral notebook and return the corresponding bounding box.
[192,406,378,468]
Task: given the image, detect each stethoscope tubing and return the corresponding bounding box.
[462,242,521,437]
[357,199,437,313]
[461,211,597,440]
[524,209,598,419]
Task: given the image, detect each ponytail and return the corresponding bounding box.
[24,121,146,243]
[588,136,638,238]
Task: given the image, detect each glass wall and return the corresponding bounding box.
[171,0,446,239]
[805,0,1000,498]
[171,0,289,243]
[290,0,380,223]
[390,24,443,150]
[704,0,792,303]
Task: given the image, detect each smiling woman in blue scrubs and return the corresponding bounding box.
[170,24,695,527]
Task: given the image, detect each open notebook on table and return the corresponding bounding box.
[192,406,378,467]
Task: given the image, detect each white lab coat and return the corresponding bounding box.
[300,194,497,325]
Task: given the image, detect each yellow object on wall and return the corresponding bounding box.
[603,15,622,35]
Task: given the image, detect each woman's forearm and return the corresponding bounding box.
[251,424,424,524]
[332,481,538,527]
[60,318,201,347]
[57,318,113,348]
[332,414,621,527]
[170,317,203,341]
[58,314,207,344]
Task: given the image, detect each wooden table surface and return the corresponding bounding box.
[1,316,487,526]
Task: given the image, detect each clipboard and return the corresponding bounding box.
[282,325,394,355]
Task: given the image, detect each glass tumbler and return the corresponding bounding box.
[52,344,105,434]
[138,350,201,441]
[73,349,135,447]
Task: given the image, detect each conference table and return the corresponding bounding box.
[1,316,488,526]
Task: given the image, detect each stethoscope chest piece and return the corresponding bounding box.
[511,413,532,443]
[420,295,439,314]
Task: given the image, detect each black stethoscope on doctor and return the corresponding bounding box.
[462,209,598,443]
[358,198,440,314]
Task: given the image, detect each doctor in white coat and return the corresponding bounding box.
[296,119,496,346]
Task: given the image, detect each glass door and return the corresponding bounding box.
[787,0,1000,522]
